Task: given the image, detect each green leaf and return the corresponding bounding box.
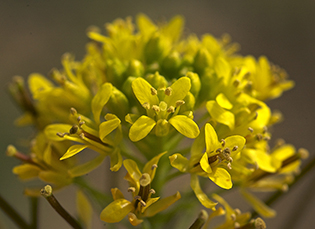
[169,115,199,138]
[129,115,156,142]
[164,77,191,107]
[100,199,133,223]
[91,83,112,125]
[206,100,235,129]
[190,174,217,210]
[60,145,88,160]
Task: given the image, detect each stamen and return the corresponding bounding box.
[150,87,157,95]
[248,127,254,133]
[227,162,232,169]
[221,139,226,147]
[263,126,268,134]
[230,213,236,221]
[175,100,185,107]
[128,187,136,193]
[234,208,241,215]
[263,136,271,141]
[232,146,238,151]
[134,196,146,207]
[142,102,150,110]
[149,189,156,194]
[256,134,263,141]
[151,164,158,170]
[70,107,77,115]
[167,106,175,113]
[216,148,222,153]
[69,125,79,134]
[165,87,172,96]
[56,132,69,138]
[152,105,160,112]
[298,148,309,159]
[233,79,240,87]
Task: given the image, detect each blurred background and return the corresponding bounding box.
[0,0,314,228]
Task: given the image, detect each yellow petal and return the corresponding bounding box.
[60,145,88,160]
[111,188,125,200]
[164,77,191,107]
[44,124,73,141]
[169,153,189,173]
[132,77,159,106]
[12,164,40,180]
[209,167,232,189]
[129,115,156,142]
[216,93,233,110]
[123,159,142,188]
[91,83,112,125]
[76,190,93,229]
[169,115,199,138]
[128,212,144,226]
[144,192,181,217]
[100,199,133,223]
[205,123,220,153]
[109,148,123,172]
[68,154,106,177]
[28,73,53,99]
[206,101,235,129]
[240,189,276,218]
[99,117,121,141]
[190,174,217,210]
[143,151,167,180]
[200,152,212,174]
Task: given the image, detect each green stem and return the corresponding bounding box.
[0,193,30,229]
[251,155,315,218]
[30,197,38,229]
[41,185,82,229]
[74,177,111,208]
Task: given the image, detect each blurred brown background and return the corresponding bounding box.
[0,0,314,228]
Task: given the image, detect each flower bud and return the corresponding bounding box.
[144,33,168,64]
[107,87,129,120]
[161,51,181,77]
[193,48,213,74]
[185,72,201,98]
[126,59,144,78]
[146,72,168,90]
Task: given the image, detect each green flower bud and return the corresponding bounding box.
[146,72,168,90]
[144,33,169,64]
[193,48,213,75]
[185,72,201,98]
[161,51,181,77]
[105,59,127,87]
[107,86,129,120]
[126,59,144,78]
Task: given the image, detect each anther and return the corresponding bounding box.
[233,79,240,87]
[263,126,268,134]
[234,222,240,229]
[142,102,150,110]
[232,146,238,151]
[227,162,232,169]
[151,164,158,170]
[230,213,236,221]
[248,127,254,133]
[78,121,85,127]
[254,111,258,120]
[234,208,241,215]
[77,116,82,122]
[152,105,160,112]
[175,100,185,107]
[150,87,157,96]
[56,132,69,138]
[70,107,77,115]
[165,87,172,96]
[69,125,79,134]
[149,189,156,194]
[221,139,226,147]
[79,133,85,139]
[134,196,146,207]
[256,134,263,141]
[216,148,222,153]
[263,136,271,141]
[128,187,136,193]
[298,148,309,159]
[167,106,175,113]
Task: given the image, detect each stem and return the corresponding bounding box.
[251,155,315,218]
[30,197,38,229]
[0,193,30,229]
[74,177,111,208]
[40,185,83,229]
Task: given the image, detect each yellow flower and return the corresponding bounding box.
[127,76,200,141]
[100,152,181,226]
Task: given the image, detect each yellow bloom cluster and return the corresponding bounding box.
[6,14,307,228]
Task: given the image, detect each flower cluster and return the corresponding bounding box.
[5,14,308,228]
